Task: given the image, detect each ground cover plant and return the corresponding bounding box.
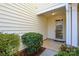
[55,44,79,56]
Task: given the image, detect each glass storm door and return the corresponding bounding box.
[55,19,64,41]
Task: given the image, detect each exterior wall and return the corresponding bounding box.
[47,13,66,40]
[0,3,48,50]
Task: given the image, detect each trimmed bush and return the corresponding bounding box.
[21,32,43,54]
[0,33,20,56]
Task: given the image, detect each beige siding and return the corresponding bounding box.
[0,3,48,50]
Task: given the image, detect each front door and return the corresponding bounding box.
[55,19,64,41]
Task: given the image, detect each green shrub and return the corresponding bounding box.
[56,51,69,56]
[21,32,43,54]
[75,47,79,56]
[0,33,20,56]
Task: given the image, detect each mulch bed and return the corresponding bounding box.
[17,47,46,56]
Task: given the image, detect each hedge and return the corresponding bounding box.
[0,33,20,56]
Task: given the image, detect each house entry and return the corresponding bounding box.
[55,19,64,41]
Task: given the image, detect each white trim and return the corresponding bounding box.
[72,3,78,47]
[36,4,66,15]
[66,4,72,46]
[66,3,78,47]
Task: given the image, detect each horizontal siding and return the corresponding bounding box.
[0,3,48,50]
[0,3,42,33]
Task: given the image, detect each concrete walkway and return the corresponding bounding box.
[40,49,57,56]
[43,39,64,51]
[40,39,65,56]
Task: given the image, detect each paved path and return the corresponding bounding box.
[40,49,57,56]
[43,39,64,51]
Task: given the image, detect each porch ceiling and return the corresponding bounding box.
[39,7,66,18]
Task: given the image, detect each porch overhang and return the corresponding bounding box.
[36,3,66,15]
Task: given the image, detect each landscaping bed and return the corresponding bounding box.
[17,47,46,56]
[0,32,43,56]
[55,44,79,56]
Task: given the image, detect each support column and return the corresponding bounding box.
[66,3,78,47]
[72,3,78,47]
[66,4,72,46]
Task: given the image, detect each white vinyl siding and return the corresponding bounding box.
[0,3,48,50]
